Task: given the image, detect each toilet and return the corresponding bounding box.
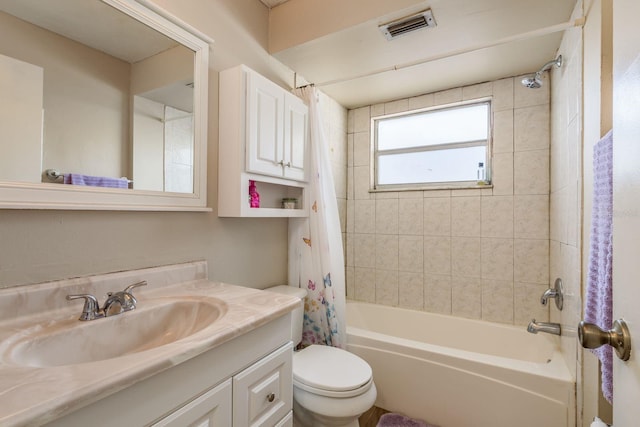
[265,286,377,427]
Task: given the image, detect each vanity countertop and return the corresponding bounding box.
[0,262,299,426]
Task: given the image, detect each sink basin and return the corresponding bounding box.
[2,297,227,367]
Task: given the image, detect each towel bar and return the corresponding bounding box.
[45,169,133,184]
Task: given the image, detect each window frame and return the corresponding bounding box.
[371,97,493,191]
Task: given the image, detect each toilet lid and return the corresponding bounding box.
[293,345,372,392]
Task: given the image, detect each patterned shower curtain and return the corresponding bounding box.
[289,86,346,349]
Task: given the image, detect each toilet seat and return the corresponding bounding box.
[293,345,373,398]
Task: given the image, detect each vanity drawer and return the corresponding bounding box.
[233,342,293,427]
[274,411,293,427]
[151,379,232,427]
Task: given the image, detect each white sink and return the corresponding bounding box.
[1,297,226,367]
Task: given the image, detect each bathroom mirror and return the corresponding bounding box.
[0,0,211,210]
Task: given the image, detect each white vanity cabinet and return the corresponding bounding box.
[218,65,309,218]
[45,314,293,427]
[233,343,293,427]
[152,379,233,427]
[153,343,292,427]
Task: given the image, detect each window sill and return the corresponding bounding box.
[371,182,493,193]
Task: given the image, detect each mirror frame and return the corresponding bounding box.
[0,0,212,211]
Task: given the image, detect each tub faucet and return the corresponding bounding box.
[527,319,561,336]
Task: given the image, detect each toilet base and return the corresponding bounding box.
[292,381,376,427]
[293,400,360,427]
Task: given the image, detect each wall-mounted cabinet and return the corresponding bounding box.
[219,65,308,217]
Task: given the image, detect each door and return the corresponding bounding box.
[0,54,43,183]
[247,70,285,178]
[612,0,640,423]
[283,95,308,182]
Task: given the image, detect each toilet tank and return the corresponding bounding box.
[264,285,307,346]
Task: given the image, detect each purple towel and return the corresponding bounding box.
[377,413,438,427]
[64,173,129,189]
[584,129,613,403]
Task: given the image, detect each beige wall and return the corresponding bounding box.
[0,0,293,290]
[346,79,551,326]
[131,45,194,98]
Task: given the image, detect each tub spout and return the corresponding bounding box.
[527,319,561,335]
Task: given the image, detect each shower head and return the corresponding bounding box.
[521,55,563,89]
[521,74,543,89]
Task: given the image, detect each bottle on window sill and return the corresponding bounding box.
[477,162,486,185]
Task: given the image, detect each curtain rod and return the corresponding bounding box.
[307,17,585,89]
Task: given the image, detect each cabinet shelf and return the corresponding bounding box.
[242,207,308,218]
[219,172,308,217]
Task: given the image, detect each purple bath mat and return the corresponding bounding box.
[377,413,439,427]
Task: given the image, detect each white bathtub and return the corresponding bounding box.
[346,301,574,427]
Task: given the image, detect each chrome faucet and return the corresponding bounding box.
[527,319,561,335]
[67,280,147,321]
[103,281,147,316]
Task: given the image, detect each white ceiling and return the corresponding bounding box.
[267,0,578,108]
[0,0,178,63]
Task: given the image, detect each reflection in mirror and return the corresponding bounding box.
[0,0,197,194]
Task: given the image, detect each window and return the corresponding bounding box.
[373,99,491,189]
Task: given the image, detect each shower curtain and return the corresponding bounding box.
[289,86,346,349]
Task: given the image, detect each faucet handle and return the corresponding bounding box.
[119,280,147,311]
[124,280,147,294]
[66,294,104,321]
[540,278,564,310]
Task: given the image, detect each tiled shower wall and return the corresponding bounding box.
[345,77,553,326]
[319,91,349,244]
[550,0,584,387]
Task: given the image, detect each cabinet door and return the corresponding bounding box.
[283,95,308,182]
[233,343,293,427]
[246,71,285,178]
[274,411,293,427]
[152,379,232,427]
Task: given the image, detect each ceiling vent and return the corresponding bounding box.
[379,9,436,41]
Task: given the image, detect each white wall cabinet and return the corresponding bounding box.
[245,68,308,182]
[219,65,309,217]
[45,314,293,427]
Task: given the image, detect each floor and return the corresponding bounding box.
[359,406,390,427]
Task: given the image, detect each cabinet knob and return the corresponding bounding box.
[266,392,275,403]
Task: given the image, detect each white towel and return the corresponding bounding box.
[591,417,610,427]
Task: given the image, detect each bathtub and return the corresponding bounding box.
[346,301,574,427]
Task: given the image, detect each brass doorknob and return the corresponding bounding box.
[578,319,631,361]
